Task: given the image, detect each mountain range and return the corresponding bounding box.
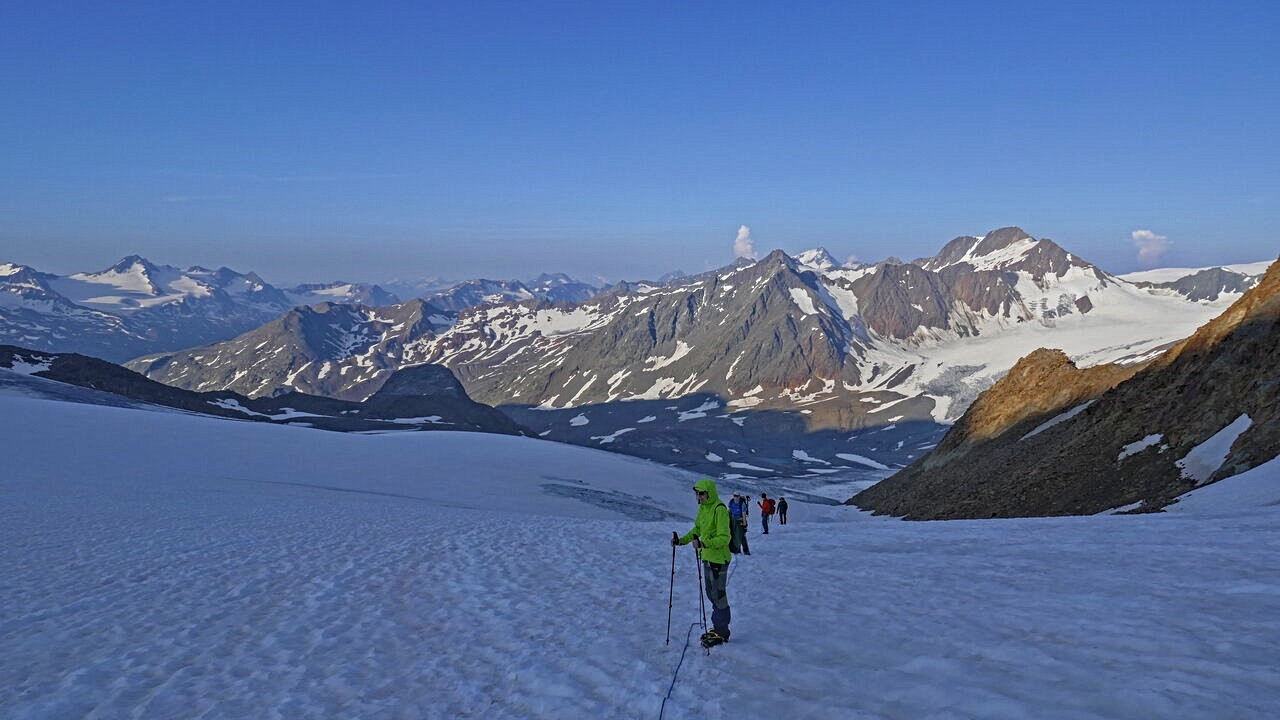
[112,227,1264,478]
[0,257,604,362]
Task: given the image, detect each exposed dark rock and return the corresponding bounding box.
[1,344,525,436]
[127,300,455,401]
[1134,267,1260,303]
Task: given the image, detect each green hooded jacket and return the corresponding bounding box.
[678,478,732,565]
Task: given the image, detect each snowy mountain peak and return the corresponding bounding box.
[921,228,1100,284]
[73,255,174,297]
[759,248,799,270]
[529,272,574,286]
[974,226,1034,255]
[104,255,161,277]
[795,247,840,271]
[285,282,400,308]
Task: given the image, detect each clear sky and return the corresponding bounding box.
[2,1,1277,285]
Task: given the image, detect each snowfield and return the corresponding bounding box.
[2,389,1279,719]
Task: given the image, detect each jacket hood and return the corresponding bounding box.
[693,477,721,506]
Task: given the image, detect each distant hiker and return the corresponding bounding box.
[727,494,742,553]
[727,494,751,555]
[758,494,776,534]
[672,478,733,648]
[778,497,789,525]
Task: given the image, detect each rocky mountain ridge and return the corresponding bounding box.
[128,300,456,402]
[0,256,603,363]
[1,344,525,435]
[0,257,400,362]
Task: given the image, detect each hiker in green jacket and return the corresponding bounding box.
[672,477,733,647]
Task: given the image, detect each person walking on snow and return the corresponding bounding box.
[672,478,733,647]
[727,494,751,555]
[758,494,776,534]
[778,497,789,525]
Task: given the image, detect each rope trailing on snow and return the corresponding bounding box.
[659,559,744,719]
[658,621,702,720]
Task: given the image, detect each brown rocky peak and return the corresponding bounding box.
[940,348,1142,449]
[928,235,982,267]
[973,227,1034,256]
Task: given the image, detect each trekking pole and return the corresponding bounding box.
[694,545,707,632]
[666,532,678,645]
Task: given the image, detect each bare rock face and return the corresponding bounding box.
[127,300,454,401]
[851,257,1280,519]
[973,227,1034,256]
[372,363,468,400]
[934,348,1143,450]
[1131,267,1260,302]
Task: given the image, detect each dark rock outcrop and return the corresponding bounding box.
[1136,267,1259,303]
[127,300,455,401]
[1,345,526,436]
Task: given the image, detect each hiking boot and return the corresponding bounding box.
[700,629,729,648]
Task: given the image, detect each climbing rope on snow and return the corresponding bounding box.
[658,621,702,720]
[660,560,743,719]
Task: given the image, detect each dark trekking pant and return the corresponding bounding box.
[762,514,770,534]
[703,560,731,634]
[731,519,750,554]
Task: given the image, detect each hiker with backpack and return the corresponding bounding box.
[671,478,733,648]
[758,494,776,534]
[778,497,789,525]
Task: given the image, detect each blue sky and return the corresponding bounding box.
[2,1,1277,285]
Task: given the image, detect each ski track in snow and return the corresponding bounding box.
[3,395,1280,718]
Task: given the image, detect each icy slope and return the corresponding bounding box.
[3,395,1279,719]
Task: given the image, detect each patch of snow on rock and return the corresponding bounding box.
[645,341,694,371]
[1118,434,1164,461]
[1177,414,1252,485]
[678,400,720,421]
[835,453,890,470]
[727,462,774,473]
[788,288,819,315]
[590,427,635,444]
[792,450,831,465]
[6,356,54,375]
[1022,401,1096,441]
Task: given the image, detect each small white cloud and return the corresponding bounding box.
[734,225,756,259]
[1131,229,1171,266]
[845,254,861,267]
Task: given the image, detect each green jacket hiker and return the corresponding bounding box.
[674,477,734,647]
[677,478,733,564]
